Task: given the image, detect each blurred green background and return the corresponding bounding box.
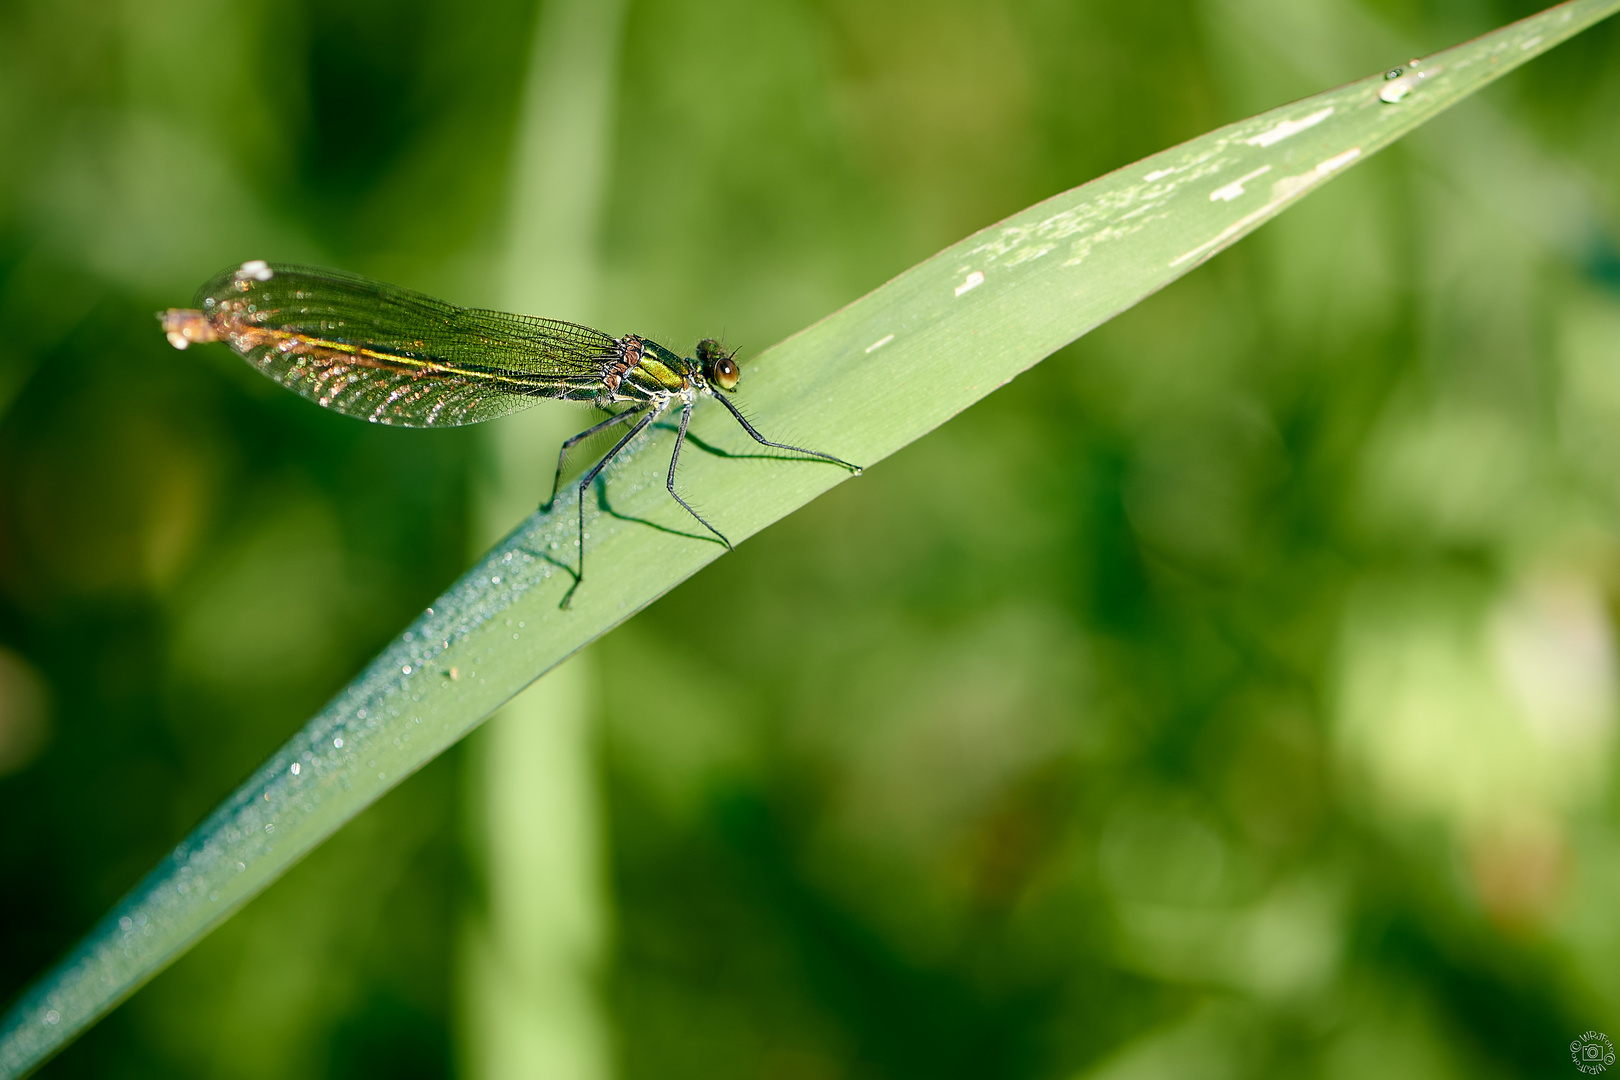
[3,0,1620,1076]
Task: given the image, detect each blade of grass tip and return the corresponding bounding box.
[1211,0,1610,269]
[3,1,1614,1074]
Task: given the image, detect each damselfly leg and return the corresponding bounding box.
[711,392,862,473]
[560,407,661,609]
[666,403,732,552]
[544,406,648,512]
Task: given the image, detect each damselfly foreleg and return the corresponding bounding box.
[710,392,861,473]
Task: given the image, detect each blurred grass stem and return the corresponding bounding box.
[459,0,627,1078]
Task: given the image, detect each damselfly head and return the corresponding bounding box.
[697,338,740,392]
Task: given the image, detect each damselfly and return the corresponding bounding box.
[161,260,860,606]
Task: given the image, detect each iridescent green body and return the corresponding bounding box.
[161,260,859,605]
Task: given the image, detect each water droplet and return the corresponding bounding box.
[44,1010,59,1025]
[334,736,344,748]
[1385,67,1403,79]
[402,664,412,675]
[265,823,275,833]
[290,762,301,775]
[491,575,501,584]
[119,916,133,931]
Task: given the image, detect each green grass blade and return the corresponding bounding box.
[3,1,1613,1073]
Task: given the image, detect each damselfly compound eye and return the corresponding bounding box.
[712,356,739,391]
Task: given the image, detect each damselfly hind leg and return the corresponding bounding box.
[559,407,660,610]
[544,407,646,512]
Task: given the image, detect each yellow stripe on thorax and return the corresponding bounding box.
[634,355,686,391]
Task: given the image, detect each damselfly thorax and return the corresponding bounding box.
[161,261,859,607]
